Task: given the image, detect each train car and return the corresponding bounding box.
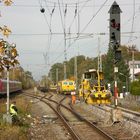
[57,79,75,94]
[49,84,57,91]
[0,79,22,95]
[38,80,49,92]
[79,69,112,105]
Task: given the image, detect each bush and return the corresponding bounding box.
[0,96,32,139]
[130,80,140,95]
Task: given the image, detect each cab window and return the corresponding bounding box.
[69,82,74,85]
[63,82,68,85]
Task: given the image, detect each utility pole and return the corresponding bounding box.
[98,37,102,72]
[64,42,67,80]
[56,68,58,84]
[74,55,78,94]
[0,41,19,123]
[132,47,135,81]
[50,71,52,83]
[64,4,67,80]
[109,1,122,107]
[6,65,10,115]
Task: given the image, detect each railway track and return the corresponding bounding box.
[23,91,115,140]
[91,104,140,140]
[95,104,140,123]
[59,94,140,140]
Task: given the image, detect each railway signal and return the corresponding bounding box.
[109,1,122,107]
[109,1,122,63]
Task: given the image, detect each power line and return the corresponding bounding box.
[65,0,109,52]
[38,0,52,32]
[58,0,64,31]
[40,0,94,5]
[80,0,109,33]
[68,0,90,30]
[127,0,136,44]
[8,3,140,8]
[9,31,140,36]
[43,0,51,14]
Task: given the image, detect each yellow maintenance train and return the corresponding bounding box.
[79,69,112,105]
[57,79,75,94]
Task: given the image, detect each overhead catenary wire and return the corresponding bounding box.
[9,31,140,36]
[123,10,140,45]
[45,4,56,73]
[58,0,64,32]
[9,1,140,8]
[68,0,90,30]
[12,0,139,79]
[43,0,51,14]
[50,0,123,64]
[57,0,68,79]
[127,0,136,44]
[64,2,68,79]
[51,0,93,64]
[9,1,140,65]
[66,0,109,51]
[38,0,56,74]
[38,0,51,32]
[80,0,109,34]
[45,0,93,5]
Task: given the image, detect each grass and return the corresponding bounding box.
[0,96,32,140]
[0,124,28,140]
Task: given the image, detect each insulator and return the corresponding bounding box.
[40,8,45,13]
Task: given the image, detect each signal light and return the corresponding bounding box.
[113,42,119,50]
[116,23,120,31]
[115,50,121,62]
[111,19,116,28]
[111,19,120,31]
[111,32,116,41]
[112,42,121,63]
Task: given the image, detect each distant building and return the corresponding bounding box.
[134,72,140,80]
[129,61,140,81]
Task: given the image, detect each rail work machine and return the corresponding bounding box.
[57,79,75,94]
[79,43,112,105]
[79,69,112,105]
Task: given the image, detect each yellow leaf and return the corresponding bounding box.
[11,48,18,57]
[2,0,13,6]
[2,26,12,37]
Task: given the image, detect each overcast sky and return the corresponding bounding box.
[0,0,140,80]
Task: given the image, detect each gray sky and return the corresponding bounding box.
[0,0,140,80]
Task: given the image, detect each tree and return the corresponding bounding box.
[130,79,140,95]
[49,63,63,83]
[103,44,130,92]
[103,45,114,83]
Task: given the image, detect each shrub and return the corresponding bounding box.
[130,80,140,95]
